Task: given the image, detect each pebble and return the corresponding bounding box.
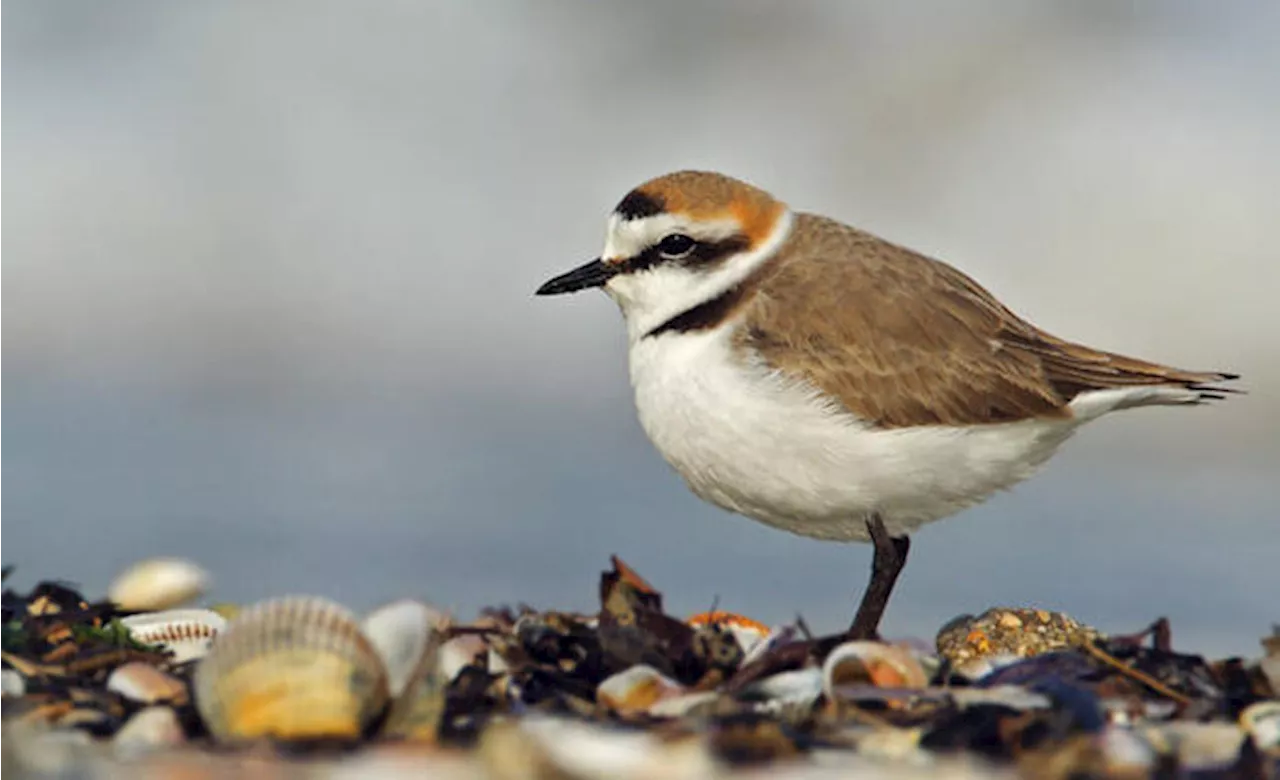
[936,607,1100,667]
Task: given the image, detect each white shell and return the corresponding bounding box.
[952,652,1023,682]
[106,662,187,704]
[1101,726,1157,770]
[437,634,489,682]
[480,716,717,780]
[108,558,209,611]
[1241,700,1280,752]
[1141,722,1246,770]
[360,599,447,698]
[113,706,185,757]
[120,609,226,663]
[822,641,928,702]
[647,691,721,719]
[2,669,25,698]
[744,667,823,706]
[949,686,1052,711]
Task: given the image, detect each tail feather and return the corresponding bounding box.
[1001,327,1241,418]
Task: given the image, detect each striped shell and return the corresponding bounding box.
[120,609,227,663]
[193,596,390,742]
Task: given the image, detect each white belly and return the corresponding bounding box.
[628,327,1081,542]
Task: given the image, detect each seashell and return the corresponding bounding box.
[822,641,928,702]
[106,662,187,704]
[686,611,770,656]
[2,669,25,698]
[113,706,185,756]
[379,617,449,742]
[480,715,717,780]
[1141,722,1246,770]
[740,666,824,718]
[648,691,722,719]
[1100,726,1157,771]
[1241,700,1280,753]
[120,609,226,663]
[952,652,1022,682]
[949,686,1051,711]
[437,633,489,682]
[108,558,208,611]
[738,623,799,669]
[360,599,447,698]
[193,596,390,743]
[597,664,686,715]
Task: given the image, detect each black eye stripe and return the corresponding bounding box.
[618,234,751,275]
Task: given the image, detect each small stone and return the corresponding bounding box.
[998,613,1023,630]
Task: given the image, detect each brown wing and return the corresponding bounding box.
[734,214,1237,429]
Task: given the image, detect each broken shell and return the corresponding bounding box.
[597,664,686,715]
[1241,700,1280,753]
[437,633,490,682]
[742,667,823,707]
[687,611,770,656]
[379,611,449,742]
[648,691,722,719]
[822,641,929,701]
[106,662,187,704]
[952,652,1022,682]
[120,609,226,663]
[113,706,185,756]
[360,599,447,698]
[193,596,390,742]
[107,558,208,611]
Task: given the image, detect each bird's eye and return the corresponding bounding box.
[658,234,696,258]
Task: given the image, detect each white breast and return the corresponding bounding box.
[628,325,1082,542]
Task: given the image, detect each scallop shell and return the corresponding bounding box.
[108,558,209,611]
[822,641,929,702]
[193,596,390,742]
[120,609,226,663]
[360,599,447,698]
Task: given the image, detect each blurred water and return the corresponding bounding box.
[4,2,1278,656]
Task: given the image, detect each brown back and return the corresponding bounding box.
[733,214,1235,428]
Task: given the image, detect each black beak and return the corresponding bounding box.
[536,258,617,296]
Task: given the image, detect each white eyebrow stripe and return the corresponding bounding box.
[603,214,743,263]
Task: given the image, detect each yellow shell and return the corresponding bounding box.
[193,596,390,742]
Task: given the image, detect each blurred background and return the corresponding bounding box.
[4,1,1278,656]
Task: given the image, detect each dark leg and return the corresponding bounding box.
[847,515,910,640]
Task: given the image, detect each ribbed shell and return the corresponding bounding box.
[193,596,390,742]
[120,609,227,664]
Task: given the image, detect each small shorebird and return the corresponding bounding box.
[536,170,1238,638]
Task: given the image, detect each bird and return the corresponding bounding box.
[535,170,1238,639]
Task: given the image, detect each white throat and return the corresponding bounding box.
[603,210,795,342]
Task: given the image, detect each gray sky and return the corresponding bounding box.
[4,2,1278,656]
